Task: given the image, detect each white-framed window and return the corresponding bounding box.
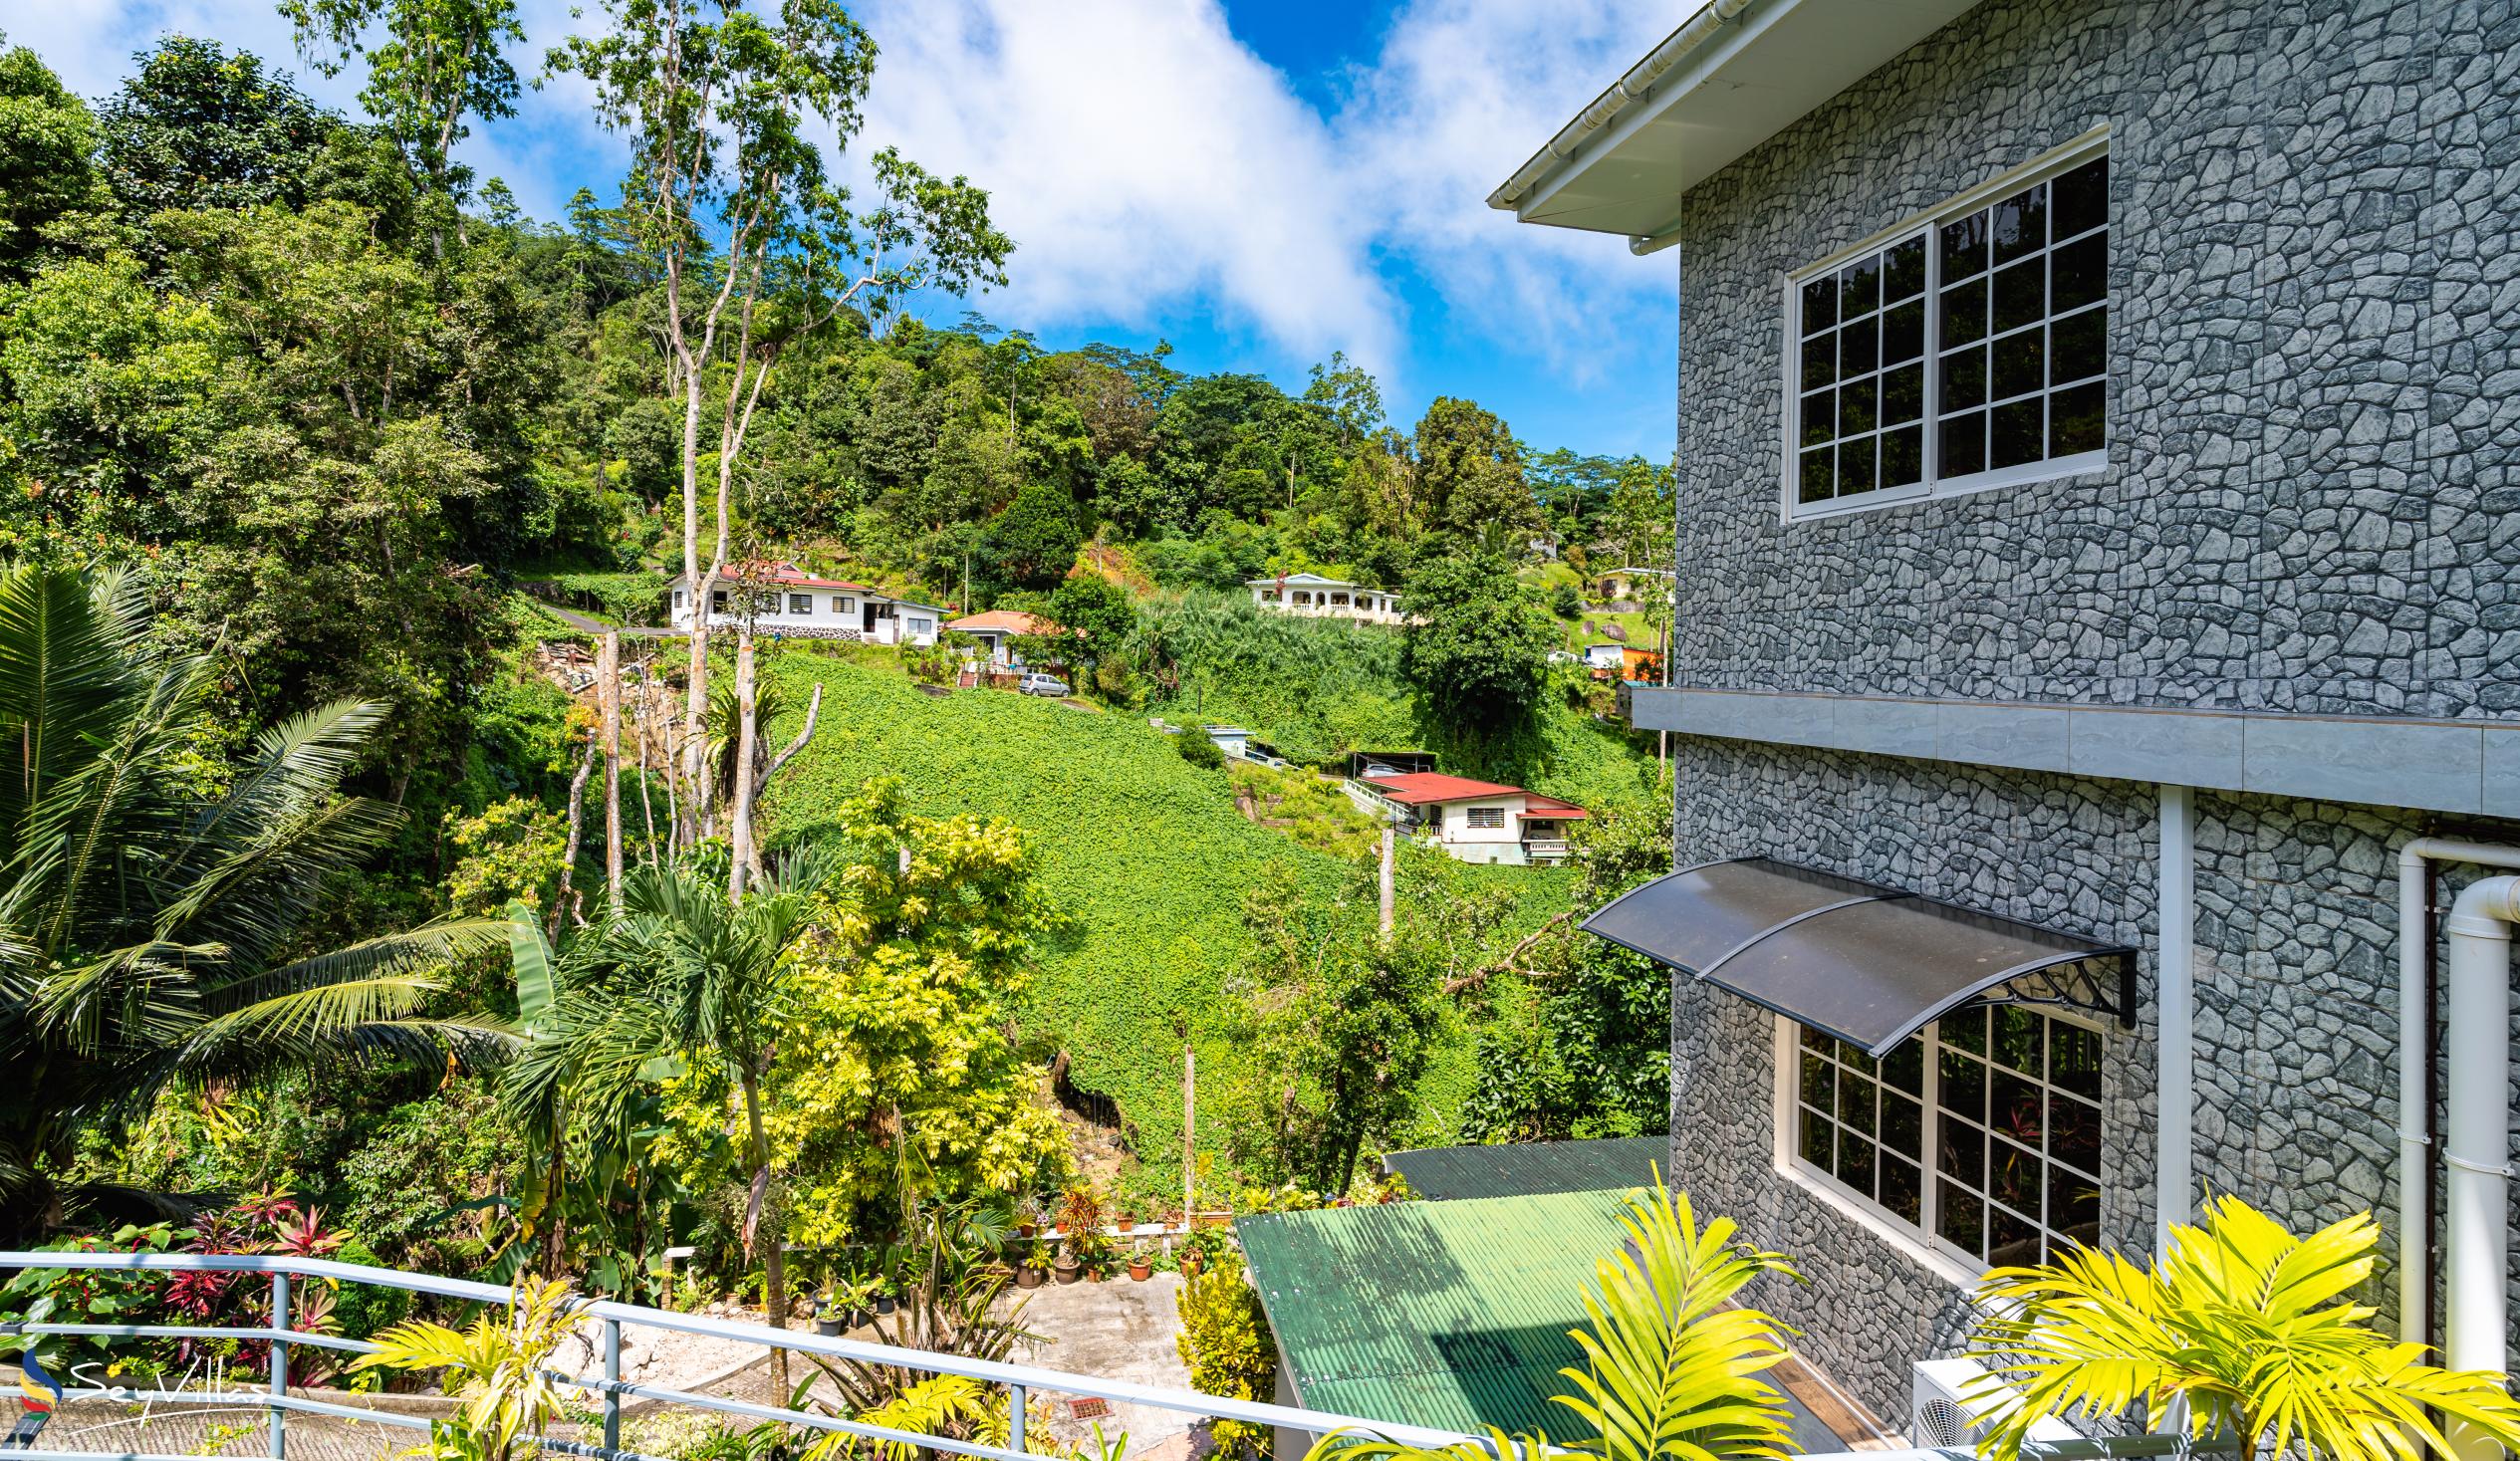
[1783,1003,2102,1271]
[833,595,856,613]
[1465,807,1507,830]
[788,593,813,614]
[673,588,686,608]
[1786,141,2107,518]
[908,617,932,635]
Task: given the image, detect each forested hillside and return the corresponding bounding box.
[0,9,1679,1273]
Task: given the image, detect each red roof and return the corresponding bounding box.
[1363,772,1588,818]
[682,560,872,593]
[947,609,1060,635]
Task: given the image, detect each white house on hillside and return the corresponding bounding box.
[1356,772,1587,866]
[1245,573,1406,625]
[667,562,944,645]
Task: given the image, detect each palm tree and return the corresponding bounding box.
[1966,1196,2520,1461]
[0,566,505,1231]
[500,852,829,1380]
[1308,1173,1801,1461]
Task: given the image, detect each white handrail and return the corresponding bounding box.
[0,1249,1478,1458]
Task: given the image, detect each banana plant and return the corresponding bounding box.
[1967,1195,2520,1461]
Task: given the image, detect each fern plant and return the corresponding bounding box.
[1966,1195,2520,1461]
[1309,1172,1800,1461]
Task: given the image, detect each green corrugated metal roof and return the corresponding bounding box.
[1234,1190,1635,1438]
[1383,1138,1667,1202]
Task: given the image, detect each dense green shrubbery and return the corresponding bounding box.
[1141,593,1416,763]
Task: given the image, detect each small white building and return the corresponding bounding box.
[1356,772,1587,866]
[944,609,1060,670]
[1246,573,1406,625]
[667,562,944,645]
[1581,642,1628,672]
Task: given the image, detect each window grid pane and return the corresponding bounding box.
[1796,231,1931,505]
[1788,1007,2105,1270]
[1928,154,2107,487]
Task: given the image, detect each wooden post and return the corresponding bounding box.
[601,631,624,902]
[1379,827,1395,938]
[1182,1044,1195,1224]
[727,630,759,900]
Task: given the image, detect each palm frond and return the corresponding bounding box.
[1968,1195,2520,1461]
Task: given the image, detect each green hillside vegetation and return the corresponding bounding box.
[755,648,1592,1201]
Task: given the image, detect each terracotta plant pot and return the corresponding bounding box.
[1053,1221,1069,1236]
[1016,1268,1044,1290]
[1087,1269,1105,1283]
[1128,1259,1152,1282]
[1054,1260,1082,1286]
[1119,1212,1137,1231]
[1017,1222,1036,1238]
[1181,1253,1204,1278]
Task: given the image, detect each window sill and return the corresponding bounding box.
[1785,452,2108,523]
[1775,1159,1986,1292]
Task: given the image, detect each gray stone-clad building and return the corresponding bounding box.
[1492,0,2520,1438]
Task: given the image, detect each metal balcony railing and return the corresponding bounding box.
[1,1250,2236,1461]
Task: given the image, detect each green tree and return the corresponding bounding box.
[1398,549,1555,739]
[1046,574,1136,676]
[981,480,1081,594]
[1225,863,1442,1195]
[1969,1196,2520,1461]
[280,0,525,190]
[0,37,104,279]
[500,852,830,1380]
[1412,396,1539,545]
[551,0,1010,846]
[95,39,358,228]
[0,566,503,1233]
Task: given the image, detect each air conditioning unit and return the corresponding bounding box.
[1910,1357,2080,1450]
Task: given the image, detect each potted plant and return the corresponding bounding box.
[1179,1248,1204,1278]
[873,1275,897,1317]
[1127,1249,1152,1282]
[1053,1250,1083,1286]
[1016,1251,1051,1290]
[813,1296,846,1338]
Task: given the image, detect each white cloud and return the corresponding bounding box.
[854,0,1398,375]
[848,0,1673,398]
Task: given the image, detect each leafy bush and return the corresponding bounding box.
[538,572,665,623]
[1176,1249,1276,1459]
[1177,729,1225,769]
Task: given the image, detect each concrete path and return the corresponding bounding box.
[1002,1273,1198,1457]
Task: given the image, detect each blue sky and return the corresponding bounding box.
[17,0,1679,457]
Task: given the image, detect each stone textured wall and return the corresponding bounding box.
[1667,730,2520,1427]
[1672,0,2520,718]
[1666,738,2158,1426]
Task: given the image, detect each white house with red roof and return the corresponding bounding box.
[666,561,945,645]
[1357,771,1587,866]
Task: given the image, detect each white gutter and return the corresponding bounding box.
[2393,839,2520,1355]
[2441,871,2517,1461]
[2155,786,2194,1247]
[1486,0,1757,214]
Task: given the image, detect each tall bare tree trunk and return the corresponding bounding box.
[727,631,760,900]
[601,632,624,904]
[552,738,596,937]
[740,1070,789,1395]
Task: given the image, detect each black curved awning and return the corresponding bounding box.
[1583,856,2135,1057]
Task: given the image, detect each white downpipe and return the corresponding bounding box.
[2156,785,2194,1249]
[2394,839,2520,1361]
[2441,873,2519,1460]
